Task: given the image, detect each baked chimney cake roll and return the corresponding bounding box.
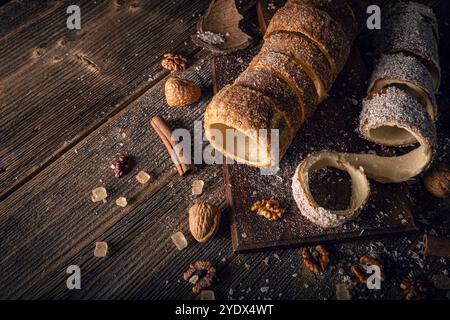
[204,0,356,168]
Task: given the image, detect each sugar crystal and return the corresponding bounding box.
[115,197,128,207]
[336,283,351,300]
[192,179,204,196]
[171,231,187,250]
[136,170,152,184]
[91,187,107,202]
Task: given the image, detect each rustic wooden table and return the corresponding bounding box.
[0,0,449,300]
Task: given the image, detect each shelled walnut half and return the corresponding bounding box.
[351,255,385,285]
[301,245,330,273]
[183,260,216,294]
[400,278,428,300]
[250,198,285,221]
[161,53,187,72]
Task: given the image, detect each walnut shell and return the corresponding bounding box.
[424,165,450,198]
[165,76,201,107]
[189,202,221,242]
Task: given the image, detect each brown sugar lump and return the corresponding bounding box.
[94,241,108,257]
[115,197,128,207]
[375,10,440,90]
[91,187,107,202]
[261,32,333,102]
[191,179,205,196]
[265,0,350,74]
[136,170,152,184]
[369,53,437,122]
[171,231,188,251]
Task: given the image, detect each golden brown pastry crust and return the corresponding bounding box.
[250,51,319,120]
[204,85,293,166]
[265,1,350,74]
[262,31,333,102]
[203,0,355,168]
[292,0,358,43]
[234,66,302,131]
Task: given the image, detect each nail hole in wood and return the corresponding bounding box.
[75,53,99,72]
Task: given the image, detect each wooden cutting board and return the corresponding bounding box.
[212,1,418,253]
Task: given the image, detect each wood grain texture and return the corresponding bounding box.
[0,0,210,201]
[0,51,214,298]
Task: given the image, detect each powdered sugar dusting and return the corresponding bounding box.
[376,10,440,89]
[369,53,437,119]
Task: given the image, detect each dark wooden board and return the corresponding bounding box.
[213,4,419,253]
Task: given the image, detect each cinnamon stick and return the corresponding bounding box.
[150,116,195,176]
[422,234,450,258]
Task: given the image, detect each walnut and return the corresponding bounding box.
[301,245,330,273]
[189,202,221,242]
[400,278,428,300]
[352,255,385,284]
[161,53,187,72]
[183,260,216,294]
[250,198,285,221]
[314,245,330,271]
[424,164,450,198]
[359,255,385,280]
[351,265,368,284]
[165,76,202,107]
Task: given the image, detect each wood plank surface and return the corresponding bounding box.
[0,0,449,300]
[0,0,210,201]
[0,51,216,298]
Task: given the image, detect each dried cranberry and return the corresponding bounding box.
[114,154,133,178]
